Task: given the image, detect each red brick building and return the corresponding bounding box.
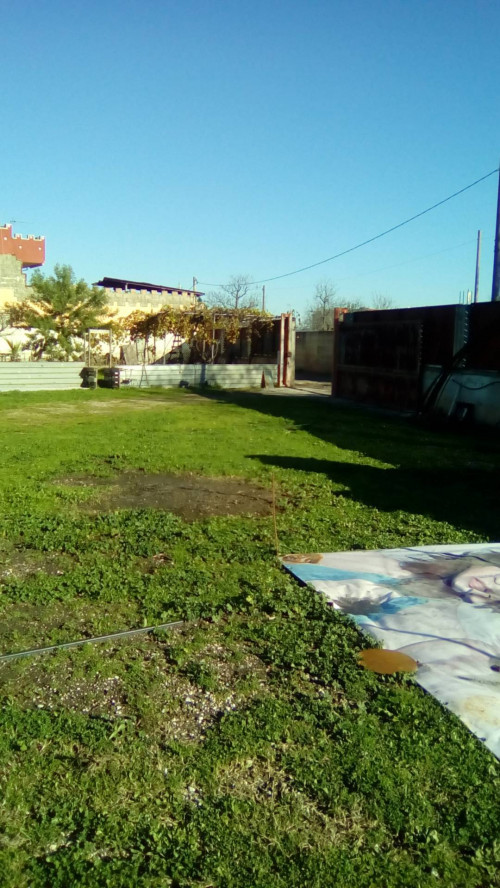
[0,224,45,267]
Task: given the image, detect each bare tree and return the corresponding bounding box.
[206,274,259,310]
[302,280,337,330]
[302,280,366,330]
[339,298,367,313]
[372,292,395,310]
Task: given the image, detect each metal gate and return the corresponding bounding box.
[333,319,423,410]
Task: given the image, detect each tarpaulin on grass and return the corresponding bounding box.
[282,544,500,759]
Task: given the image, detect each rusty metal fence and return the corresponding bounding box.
[333,303,500,411]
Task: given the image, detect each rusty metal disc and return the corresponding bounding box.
[358,648,418,674]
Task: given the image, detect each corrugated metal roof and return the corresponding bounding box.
[94,277,204,297]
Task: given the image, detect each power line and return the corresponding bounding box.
[335,237,480,283]
[270,236,484,290]
[199,167,499,288]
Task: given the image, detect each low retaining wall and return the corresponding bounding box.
[118,363,277,389]
[0,362,278,394]
[0,362,86,392]
[423,366,500,426]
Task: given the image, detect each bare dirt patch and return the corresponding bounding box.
[0,625,269,742]
[0,543,73,585]
[80,395,210,413]
[59,471,273,520]
[2,394,208,424]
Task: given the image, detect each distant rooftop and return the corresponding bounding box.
[94,276,204,298]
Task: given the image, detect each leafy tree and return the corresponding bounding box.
[206,274,259,311]
[7,265,108,360]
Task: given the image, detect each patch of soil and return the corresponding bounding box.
[0,549,73,584]
[2,395,207,424]
[1,626,269,742]
[77,396,209,412]
[59,472,274,521]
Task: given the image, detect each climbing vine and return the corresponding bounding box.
[113,305,273,363]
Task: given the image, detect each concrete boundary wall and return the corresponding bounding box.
[0,362,278,394]
[295,330,333,376]
[0,362,86,392]
[118,363,277,389]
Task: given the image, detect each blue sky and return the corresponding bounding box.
[2,0,499,318]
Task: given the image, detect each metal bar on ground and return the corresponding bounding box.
[0,620,185,664]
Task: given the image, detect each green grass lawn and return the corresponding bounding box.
[0,386,499,887]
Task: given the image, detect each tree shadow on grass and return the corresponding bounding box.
[198,390,500,468]
[250,455,499,541]
[169,388,500,538]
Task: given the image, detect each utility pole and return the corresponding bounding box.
[262,285,266,312]
[492,164,500,301]
[474,230,481,302]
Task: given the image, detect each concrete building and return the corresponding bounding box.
[93,276,204,317]
[0,224,45,311]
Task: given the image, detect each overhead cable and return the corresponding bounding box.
[199,167,499,288]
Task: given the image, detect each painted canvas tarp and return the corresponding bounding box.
[282,544,500,759]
